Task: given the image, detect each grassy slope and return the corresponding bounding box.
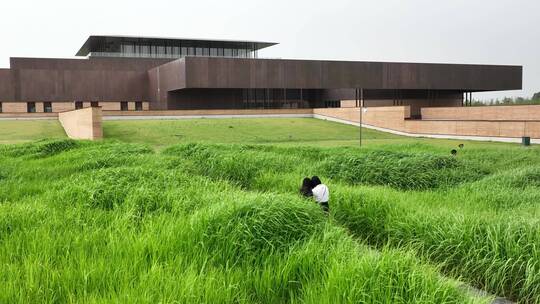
[103,118,416,147]
[0,140,486,303]
[0,120,66,144]
[164,142,540,302]
[103,118,524,151]
[1,118,538,302]
[1,117,519,149]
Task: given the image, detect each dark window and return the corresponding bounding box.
[121,101,128,111]
[135,102,143,111]
[91,101,99,107]
[325,100,340,108]
[75,101,83,110]
[44,102,52,113]
[27,102,36,113]
[0,102,2,113]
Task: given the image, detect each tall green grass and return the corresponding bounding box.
[0,140,487,303]
[161,142,540,303]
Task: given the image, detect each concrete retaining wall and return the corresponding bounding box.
[422,105,540,121]
[102,108,313,117]
[58,107,102,140]
[315,106,540,139]
[4,105,539,142]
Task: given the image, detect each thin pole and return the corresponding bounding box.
[359,88,364,147]
[361,88,364,147]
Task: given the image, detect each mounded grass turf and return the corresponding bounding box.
[0,139,489,303]
[2,118,539,303]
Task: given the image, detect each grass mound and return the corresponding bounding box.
[0,140,487,303]
[186,197,326,266]
[54,167,176,214]
[160,143,540,302]
[1,139,80,158]
[321,150,488,190]
[164,143,298,188]
[455,166,540,209]
[486,166,540,189]
[4,137,539,303]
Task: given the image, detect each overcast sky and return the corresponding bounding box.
[1,0,538,100]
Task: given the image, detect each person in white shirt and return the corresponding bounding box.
[310,176,329,213]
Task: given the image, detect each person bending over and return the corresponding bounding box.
[311,176,329,213]
[300,177,313,197]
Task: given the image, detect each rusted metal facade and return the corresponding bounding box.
[0,36,523,112]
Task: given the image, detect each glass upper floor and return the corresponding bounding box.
[76,35,278,59]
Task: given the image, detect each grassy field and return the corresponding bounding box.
[0,120,66,144]
[103,118,405,147]
[1,118,539,303]
[103,118,519,150]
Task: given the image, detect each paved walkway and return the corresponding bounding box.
[103,114,313,120]
[460,284,515,304]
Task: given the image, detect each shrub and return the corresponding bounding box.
[0,139,81,158]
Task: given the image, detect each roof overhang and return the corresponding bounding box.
[152,57,522,92]
[76,35,278,56]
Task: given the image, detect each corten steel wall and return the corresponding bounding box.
[58,107,102,140]
[147,60,186,110]
[146,57,520,110]
[178,57,522,90]
[0,69,15,101]
[1,56,522,111]
[6,57,172,102]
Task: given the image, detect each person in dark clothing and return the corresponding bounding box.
[311,176,330,213]
[300,177,313,197]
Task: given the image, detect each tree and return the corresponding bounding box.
[533,92,540,100]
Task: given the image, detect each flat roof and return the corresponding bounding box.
[76,35,278,56]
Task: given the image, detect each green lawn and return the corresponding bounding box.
[103,118,398,147]
[1,117,539,303]
[102,118,518,150]
[0,120,66,144]
[0,117,523,151]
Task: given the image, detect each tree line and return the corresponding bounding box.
[471,91,540,106]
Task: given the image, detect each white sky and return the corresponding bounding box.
[0,0,538,100]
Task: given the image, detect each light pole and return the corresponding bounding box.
[355,88,364,147]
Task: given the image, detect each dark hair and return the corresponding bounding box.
[311,176,322,187]
[302,177,312,188]
[300,177,313,197]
